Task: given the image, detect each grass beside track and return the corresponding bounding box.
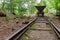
[19,24,36,40]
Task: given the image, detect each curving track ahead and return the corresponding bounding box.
[6,17,60,40]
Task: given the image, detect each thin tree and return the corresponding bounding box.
[2,0,5,10]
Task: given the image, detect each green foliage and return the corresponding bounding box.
[20,34,27,40]
[40,0,60,14]
[0,0,60,16]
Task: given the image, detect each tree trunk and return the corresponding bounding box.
[2,0,5,10]
[10,0,14,14]
[18,3,20,14]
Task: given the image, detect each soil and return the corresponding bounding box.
[45,13,60,31]
[0,16,34,40]
[20,17,58,40]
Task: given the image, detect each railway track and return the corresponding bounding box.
[6,17,60,40]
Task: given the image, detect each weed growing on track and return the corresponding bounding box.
[20,23,36,40]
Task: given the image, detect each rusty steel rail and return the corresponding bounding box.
[5,16,60,40]
[5,18,37,40]
[45,17,60,39]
